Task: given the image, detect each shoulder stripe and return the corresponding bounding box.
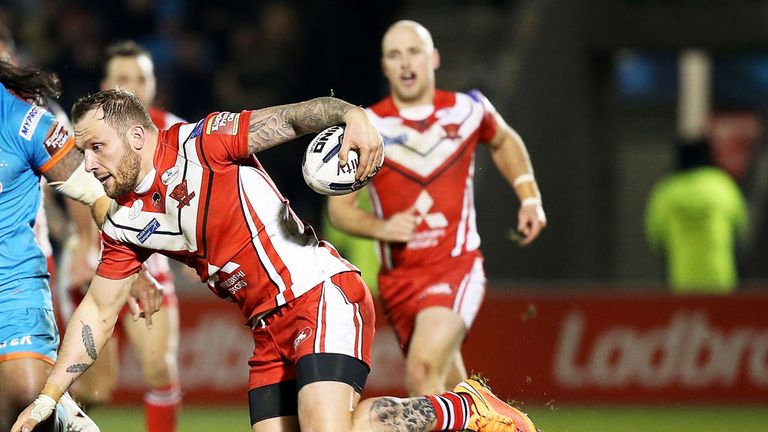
[38,137,75,174]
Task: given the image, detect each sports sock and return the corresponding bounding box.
[425,391,473,431]
[144,384,181,432]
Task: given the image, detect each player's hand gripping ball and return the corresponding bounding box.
[302,126,382,195]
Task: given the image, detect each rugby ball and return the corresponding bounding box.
[302,126,378,196]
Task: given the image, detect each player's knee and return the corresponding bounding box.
[141,356,174,387]
[405,358,442,395]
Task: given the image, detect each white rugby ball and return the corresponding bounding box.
[302,125,378,196]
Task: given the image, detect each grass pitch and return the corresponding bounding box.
[88,404,768,431]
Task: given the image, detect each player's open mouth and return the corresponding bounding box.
[97,174,111,185]
[400,71,416,86]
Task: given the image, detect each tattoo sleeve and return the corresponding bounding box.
[247,97,356,155]
[369,397,437,432]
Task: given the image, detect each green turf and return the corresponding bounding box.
[526,405,768,432]
[88,404,768,432]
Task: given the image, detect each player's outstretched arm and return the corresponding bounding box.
[11,274,137,432]
[328,192,418,243]
[486,116,547,246]
[246,97,383,180]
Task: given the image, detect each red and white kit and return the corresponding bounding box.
[57,109,182,319]
[96,111,372,389]
[366,89,498,349]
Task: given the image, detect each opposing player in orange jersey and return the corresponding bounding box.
[328,20,547,397]
[61,41,182,432]
[14,87,538,432]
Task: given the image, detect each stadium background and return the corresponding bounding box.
[3,0,768,430]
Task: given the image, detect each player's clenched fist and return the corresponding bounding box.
[377,204,420,243]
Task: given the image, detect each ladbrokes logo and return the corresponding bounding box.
[554,310,768,388]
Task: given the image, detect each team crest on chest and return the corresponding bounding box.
[441,123,462,140]
[170,180,195,208]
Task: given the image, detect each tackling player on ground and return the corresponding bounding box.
[327,20,547,397]
[13,88,537,432]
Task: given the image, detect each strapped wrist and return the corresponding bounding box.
[520,197,542,207]
[513,173,536,187]
[41,382,65,402]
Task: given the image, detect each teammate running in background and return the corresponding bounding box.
[62,40,182,432]
[13,88,538,432]
[327,20,547,396]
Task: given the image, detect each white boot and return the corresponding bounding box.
[57,393,100,432]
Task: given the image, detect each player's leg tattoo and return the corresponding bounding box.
[369,397,436,432]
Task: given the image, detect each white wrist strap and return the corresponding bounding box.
[513,173,536,187]
[521,197,542,207]
[30,394,57,423]
[49,161,106,207]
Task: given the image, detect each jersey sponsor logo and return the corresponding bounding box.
[205,112,240,135]
[44,121,70,150]
[218,262,247,295]
[169,180,196,208]
[128,200,144,220]
[293,326,312,351]
[425,283,452,296]
[18,105,44,141]
[161,166,180,185]
[407,190,448,250]
[137,218,160,243]
[383,133,408,146]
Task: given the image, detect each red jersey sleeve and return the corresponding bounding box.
[95,232,151,280]
[469,90,500,143]
[199,110,253,166]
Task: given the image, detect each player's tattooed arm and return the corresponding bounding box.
[247,97,356,155]
[369,397,437,432]
[64,322,99,373]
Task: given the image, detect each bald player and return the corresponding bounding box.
[328,20,547,396]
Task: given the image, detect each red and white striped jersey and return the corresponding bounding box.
[144,107,185,289]
[366,89,499,272]
[96,111,356,321]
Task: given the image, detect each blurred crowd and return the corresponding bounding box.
[0,0,402,225]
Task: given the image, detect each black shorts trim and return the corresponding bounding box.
[248,380,298,426]
[296,353,370,394]
[247,354,370,425]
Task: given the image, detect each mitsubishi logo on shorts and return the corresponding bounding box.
[414,190,448,228]
[293,326,312,351]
